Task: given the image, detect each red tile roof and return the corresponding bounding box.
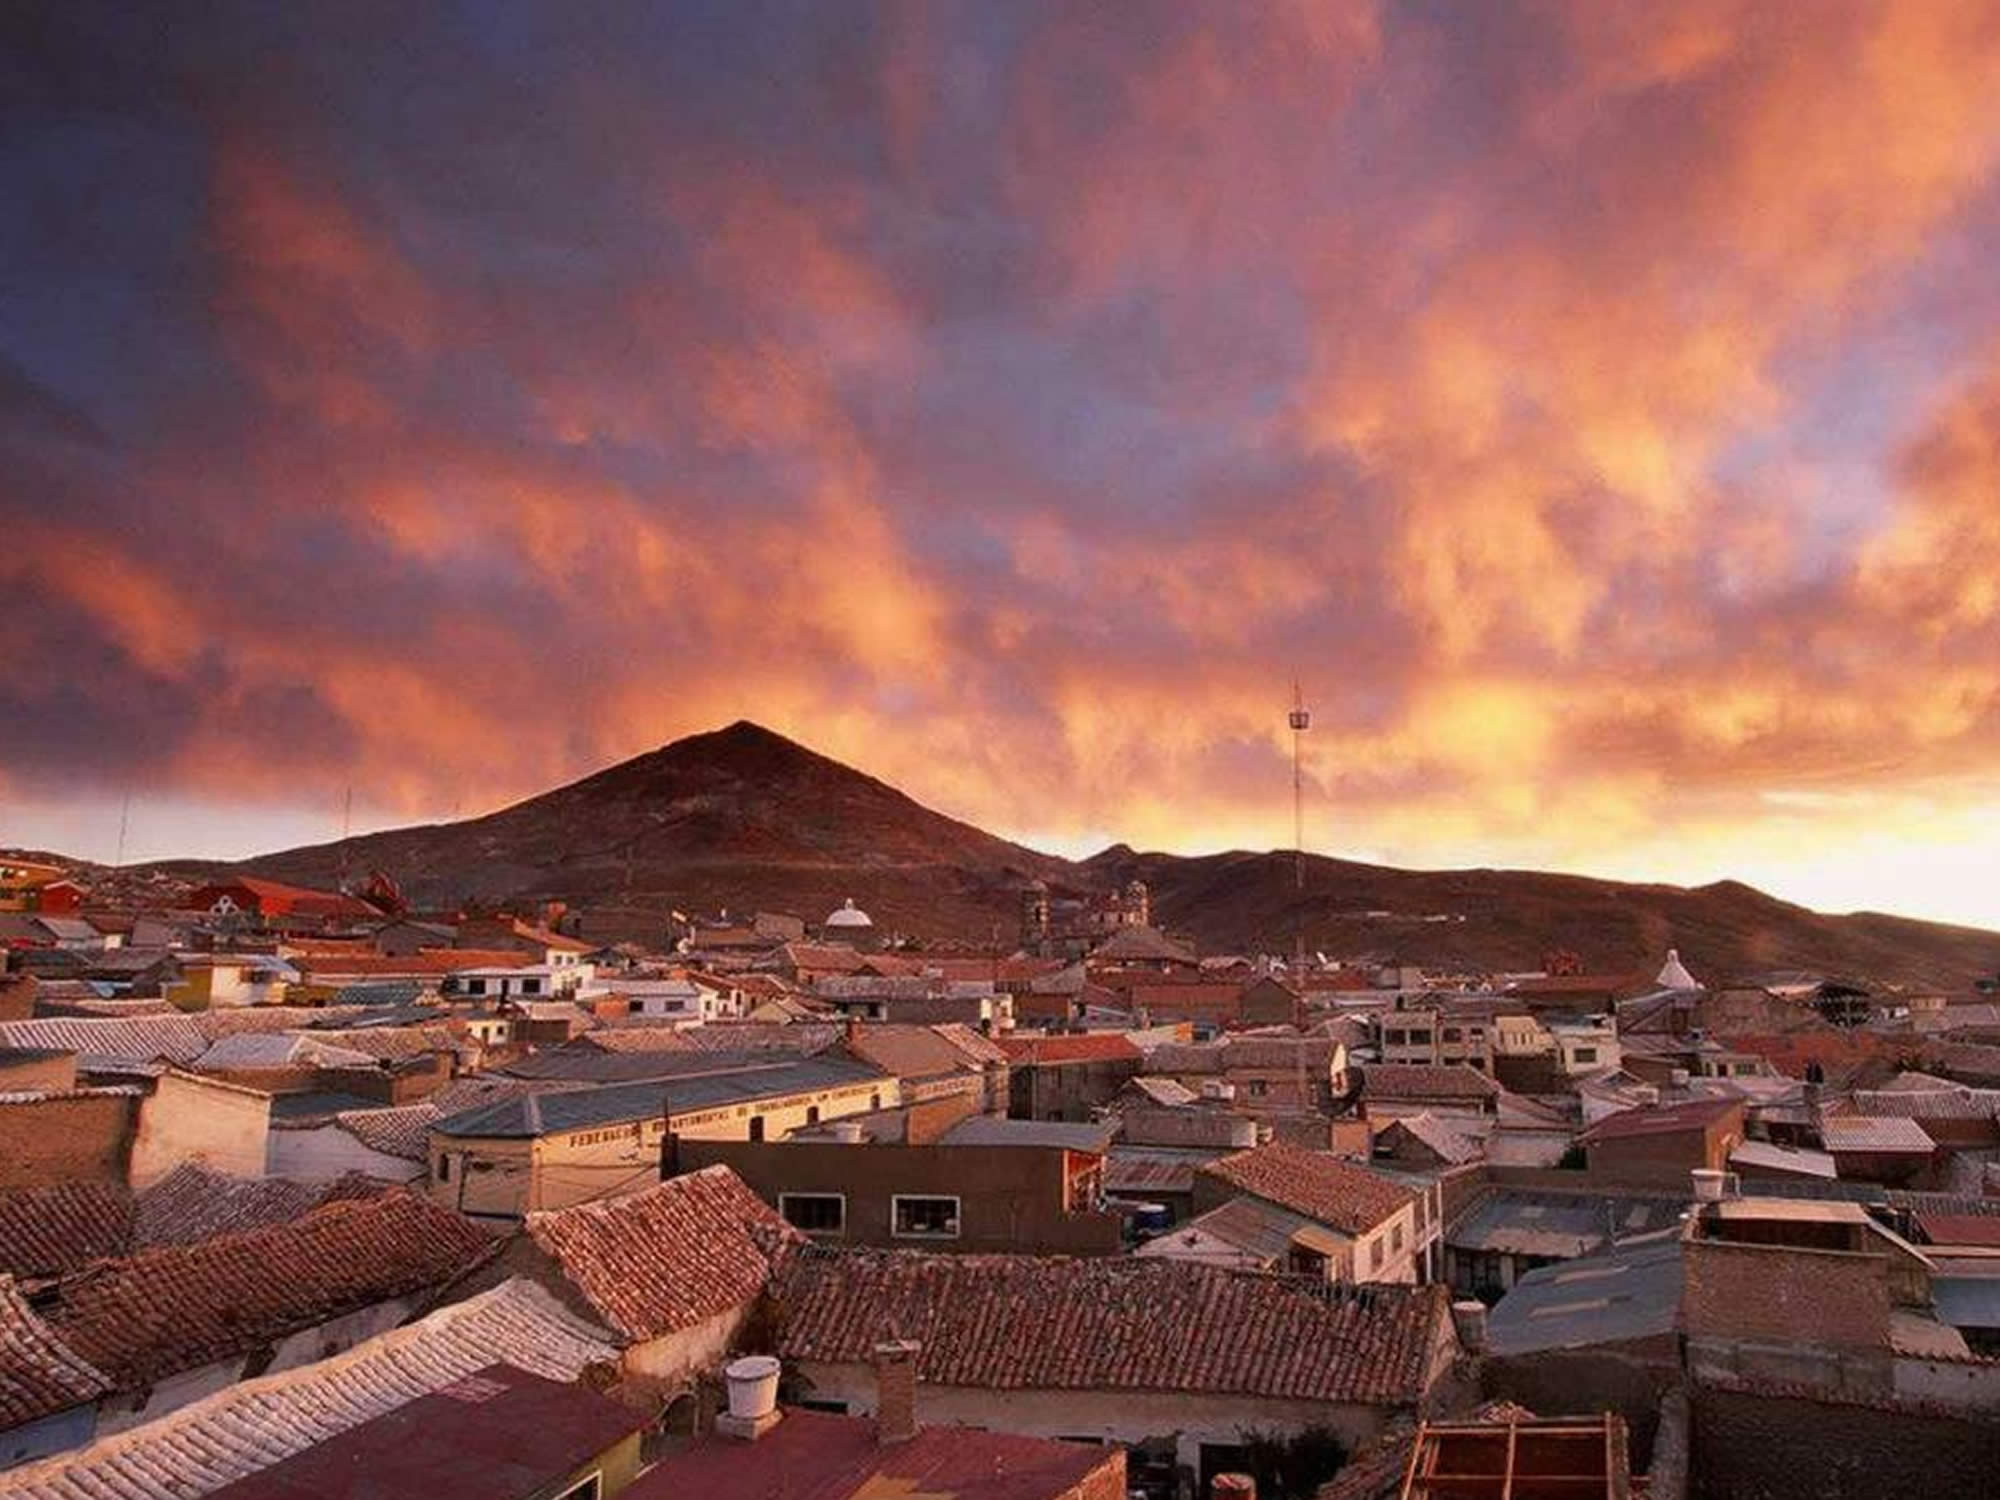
[133,1163,397,1248]
[0,1275,108,1429]
[44,1191,495,1390]
[1199,1143,1416,1235]
[996,1034,1142,1065]
[525,1166,797,1342]
[626,1406,1123,1500]
[0,1182,132,1285]
[774,1246,1448,1405]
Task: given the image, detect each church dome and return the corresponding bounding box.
[824,898,874,928]
[1656,948,1698,990]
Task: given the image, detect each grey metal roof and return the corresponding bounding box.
[939,1116,1115,1152]
[1486,1232,1683,1356]
[1447,1189,1686,1259]
[1932,1270,2000,1331]
[435,1054,890,1138]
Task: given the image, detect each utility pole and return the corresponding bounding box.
[1289,682,1312,971]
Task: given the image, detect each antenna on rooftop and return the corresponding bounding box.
[114,791,131,869]
[1288,681,1312,969]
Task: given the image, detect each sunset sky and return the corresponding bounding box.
[6,3,2000,928]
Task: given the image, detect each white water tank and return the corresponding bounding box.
[1691,1168,1725,1202]
[725,1355,781,1419]
[828,1120,866,1144]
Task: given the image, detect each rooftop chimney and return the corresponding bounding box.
[1451,1299,1489,1354]
[873,1339,920,1444]
[845,1015,862,1052]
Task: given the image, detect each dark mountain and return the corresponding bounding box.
[216,721,1072,938]
[75,719,1998,983]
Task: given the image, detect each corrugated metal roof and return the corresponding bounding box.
[435,1054,889,1138]
[1486,1233,1682,1356]
[938,1116,1114,1152]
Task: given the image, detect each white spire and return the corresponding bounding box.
[1656,948,1698,990]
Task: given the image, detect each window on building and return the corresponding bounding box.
[1370,1237,1385,1271]
[1572,1047,1597,1065]
[1442,1028,1461,1042]
[466,979,485,995]
[522,978,542,995]
[1409,1029,1432,1045]
[1385,1029,1407,1046]
[805,1105,820,1125]
[892,1195,961,1238]
[1391,1222,1404,1253]
[1246,1079,1269,1096]
[748,1115,765,1142]
[779,1193,845,1234]
[437,1155,452,1182]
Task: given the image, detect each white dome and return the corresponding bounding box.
[1656,948,1698,990]
[824,897,874,928]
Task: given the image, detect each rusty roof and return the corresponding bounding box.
[774,1245,1447,1405]
[525,1165,797,1342]
[625,1406,1122,1500]
[44,1191,495,1390]
[1199,1142,1415,1235]
[1579,1095,1743,1143]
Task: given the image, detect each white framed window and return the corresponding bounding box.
[892,1194,960,1239]
[779,1193,846,1234]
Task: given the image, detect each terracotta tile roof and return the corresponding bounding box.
[845,1023,994,1081]
[132,1163,397,1248]
[1379,1112,1483,1166]
[0,1014,207,1064]
[0,1276,108,1430]
[335,1102,441,1160]
[1360,1063,1500,1102]
[774,1246,1448,1405]
[1818,1114,1936,1154]
[996,1033,1142,1065]
[1199,1143,1415,1235]
[582,1025,696,1053]
[1853,1088,2000,1121]
[0,1182,132,1284]
[669,1022,841,1054]
[0,1278,618,1500]
[525,1166,798,1342]
[1090,926,1196,964]
[44,1191,495,1390]
[626,1406,1122,1500]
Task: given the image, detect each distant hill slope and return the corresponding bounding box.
[1084,847,2000,990]
[57,719,1995,985]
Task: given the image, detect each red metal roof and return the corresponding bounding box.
[626,1406,1122,1500]
[995,1033,1142,1064]
[1580,1094,1744,1143]
[200,1362,645,1500]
